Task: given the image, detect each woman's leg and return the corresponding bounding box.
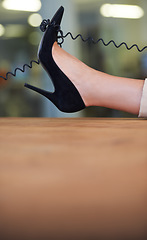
[53,42,144,115]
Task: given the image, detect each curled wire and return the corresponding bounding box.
[1,25,147,81]
[58,32,147,52]
[0,59,40,81]
[0,18,63,81]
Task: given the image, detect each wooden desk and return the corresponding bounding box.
[0,118,147,239]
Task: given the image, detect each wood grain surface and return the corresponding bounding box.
[0,118,147,239]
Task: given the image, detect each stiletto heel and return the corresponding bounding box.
[24,83,57,106]
[24,6,86,113]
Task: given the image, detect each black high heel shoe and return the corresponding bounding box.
[24,6,85,113]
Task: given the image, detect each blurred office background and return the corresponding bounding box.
[0,0,146,117]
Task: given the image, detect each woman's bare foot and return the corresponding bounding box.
[52,42,144,115]
[52,42,97,107]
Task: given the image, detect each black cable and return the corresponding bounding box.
[0,59,40,80]
[0,17,147,81]
[58,32,147,52]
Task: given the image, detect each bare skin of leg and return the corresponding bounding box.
[52,42,144,115]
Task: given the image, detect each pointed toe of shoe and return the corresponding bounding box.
[51,6,64,26]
